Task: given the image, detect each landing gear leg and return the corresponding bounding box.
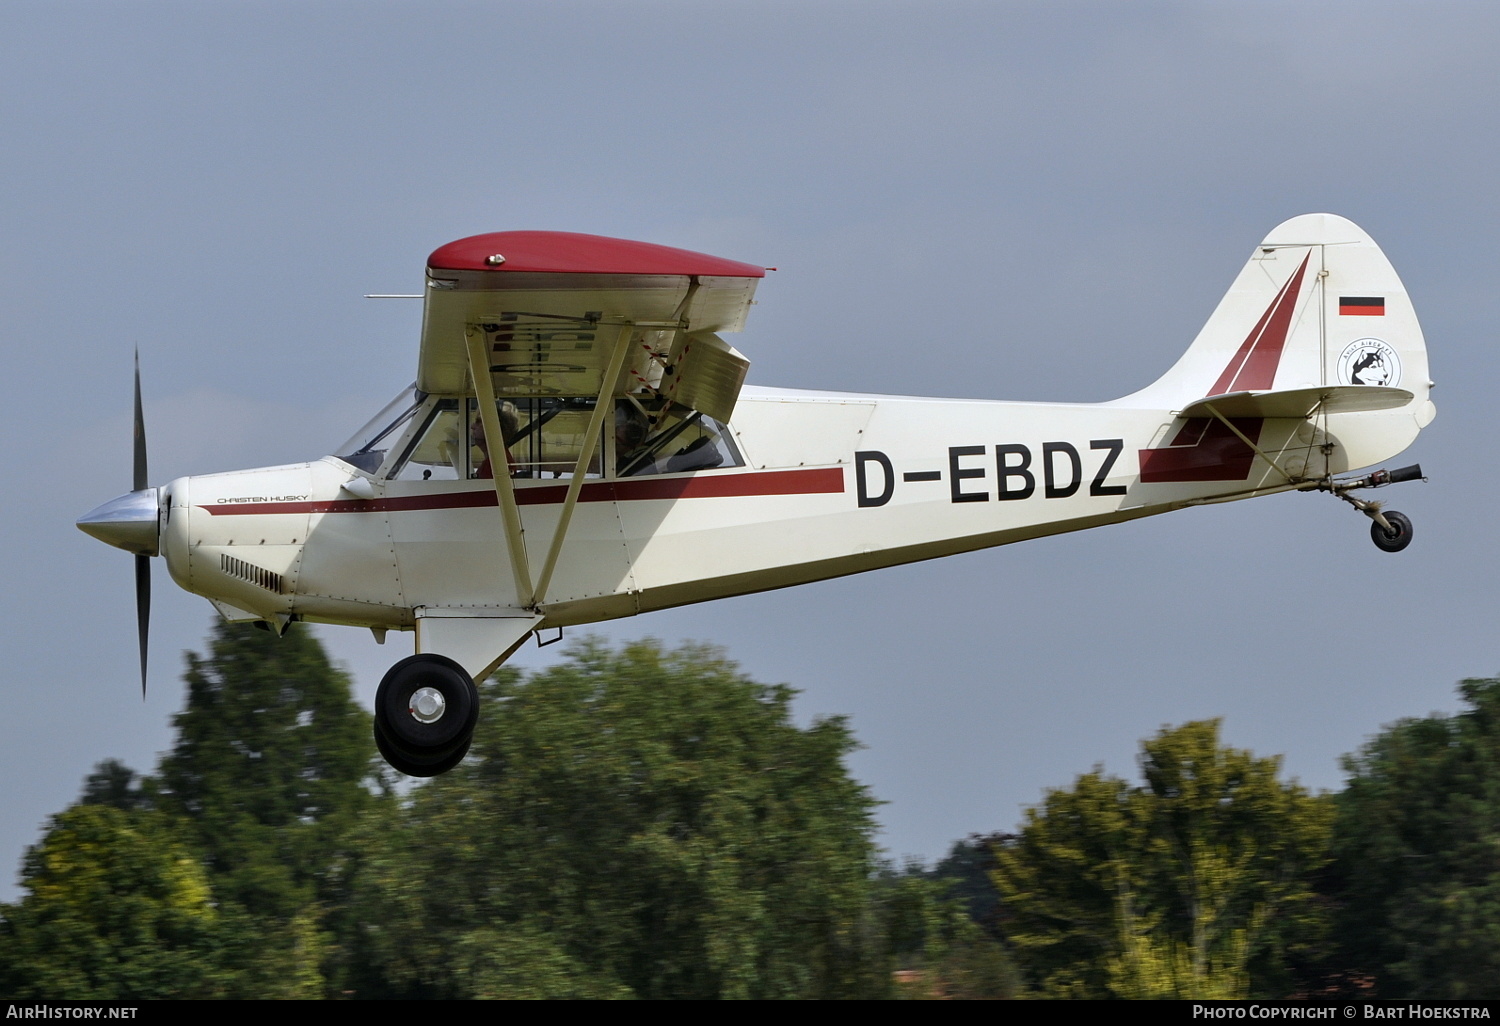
[1316,464,1424,554]
[373,653,479,776]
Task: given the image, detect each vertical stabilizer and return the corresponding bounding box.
[1123,214,1432,417]
[1121,214,1433,475]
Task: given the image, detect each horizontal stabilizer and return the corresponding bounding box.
[1177,385,1414,420]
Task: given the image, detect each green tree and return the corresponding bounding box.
[929,832,1010,936]
[0,805,226,999]
[155,622,373,904]
[152,621,378,996]
[994,720,1332,999]
[1332,677,1500,998]
[2,625,381,999]
[349,638,887,999]
[877,863,1021,999]
[79,758,150,811]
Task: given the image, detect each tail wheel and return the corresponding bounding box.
[1371,510,1413,553]
[375,653,479,758]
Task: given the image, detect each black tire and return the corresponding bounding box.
[373,717,472,777]
[374,653,479,756]
[1371,510,1413,553]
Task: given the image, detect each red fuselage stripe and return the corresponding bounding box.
[201,467,846,516]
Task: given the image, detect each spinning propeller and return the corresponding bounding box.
[132,352,149,697]
[77,351,159,697]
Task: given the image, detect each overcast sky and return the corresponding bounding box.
[4,1,1498,899]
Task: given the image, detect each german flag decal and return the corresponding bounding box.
[1340,296,1385,316]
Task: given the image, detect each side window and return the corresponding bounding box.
[381,395,741,482]
[388,399,467,480]
[615,398,743,477]
[468,398,604,480]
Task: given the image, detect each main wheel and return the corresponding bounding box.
[1371,510,1413,553]
[374,718,472,777]
[375,653,479,757]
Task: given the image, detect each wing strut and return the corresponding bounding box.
[530,323,634,605]
[465,320,636,610]
[466,329,535,605]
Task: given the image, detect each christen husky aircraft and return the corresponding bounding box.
[79,213,1433,776]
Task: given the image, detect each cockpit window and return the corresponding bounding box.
[340,388,742,482]
[500,397,603,479]
[334,385,423,474]
[615,397,742,477]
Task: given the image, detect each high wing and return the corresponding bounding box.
[418,231,764,423]
[414,231,767,616]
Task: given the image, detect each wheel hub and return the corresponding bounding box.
[409,686,447,723]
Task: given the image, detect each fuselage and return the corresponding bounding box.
[159,381,1419,636]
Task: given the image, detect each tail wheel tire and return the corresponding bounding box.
[1371,510,1413,553]
[374,717,472,778]
[375,653,479,756]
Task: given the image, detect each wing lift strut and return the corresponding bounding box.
[465,282,709,614]
[465,314,635,609]
[421,287,718,686]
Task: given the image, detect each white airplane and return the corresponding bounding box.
[79,213,1433,776]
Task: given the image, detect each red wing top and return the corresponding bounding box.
[428,231,766,279]
[419,231,762,404]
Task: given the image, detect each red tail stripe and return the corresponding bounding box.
[1207,252,1312,397]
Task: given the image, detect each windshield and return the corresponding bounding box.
[333,385,423,473]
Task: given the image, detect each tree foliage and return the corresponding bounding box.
[37,623,1500,999]
[149,622,379,996]
[929,832,1010,936]
[993,720,1332,999]
[155,622,374,915]
[78,758,150,812]
[2,623,378,999]
[0,805,225,999]
[878,861,1021,999]
[5,629,902,999]
[1332,677,1500,998]
[350,639,887,999]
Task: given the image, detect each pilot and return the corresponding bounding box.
[471,402,520,478]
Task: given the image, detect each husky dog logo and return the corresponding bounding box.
[1338,338,1401,387]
